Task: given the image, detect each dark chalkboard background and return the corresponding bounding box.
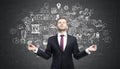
[0,0,119,69]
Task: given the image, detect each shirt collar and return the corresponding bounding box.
[58,31,67,37]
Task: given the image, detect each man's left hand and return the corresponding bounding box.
[87,44,97,52]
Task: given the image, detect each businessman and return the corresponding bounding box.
[27,16,97,69]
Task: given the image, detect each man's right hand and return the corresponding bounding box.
[27,44,37,51]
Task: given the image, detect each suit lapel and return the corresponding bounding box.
[54,35,59,47]
[64,35,71,52]
[54,35,62,52]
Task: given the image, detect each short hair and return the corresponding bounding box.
[56,16,67,23]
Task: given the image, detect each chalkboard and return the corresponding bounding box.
[0,0,119,69]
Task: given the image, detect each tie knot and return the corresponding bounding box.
[60,35,64,37]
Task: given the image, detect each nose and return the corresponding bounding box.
[60,22,65,25]
[60,22,64,25]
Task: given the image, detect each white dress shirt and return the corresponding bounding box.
[57,32,67,51]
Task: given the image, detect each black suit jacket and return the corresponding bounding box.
[36,34,88,69]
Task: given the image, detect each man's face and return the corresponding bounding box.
[57,19,68,31]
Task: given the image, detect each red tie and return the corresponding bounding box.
[60,35,64,51]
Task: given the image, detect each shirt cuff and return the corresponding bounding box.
[85,48,91,54]
[33,48,38,53]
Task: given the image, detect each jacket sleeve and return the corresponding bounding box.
[35,38,52,60]
[73,38,88,60]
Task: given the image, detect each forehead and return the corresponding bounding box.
[57,19,67,22]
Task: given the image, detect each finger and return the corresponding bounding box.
[93,45,97,50]
[29,44,33,47]
[29,44,34,47]
[90,45,95,48]
[94,45,97,48]
[92,45,96,48]
[28,45,33,49]
[93,44,97,47]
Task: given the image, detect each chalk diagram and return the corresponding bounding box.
[10,2,112,50]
